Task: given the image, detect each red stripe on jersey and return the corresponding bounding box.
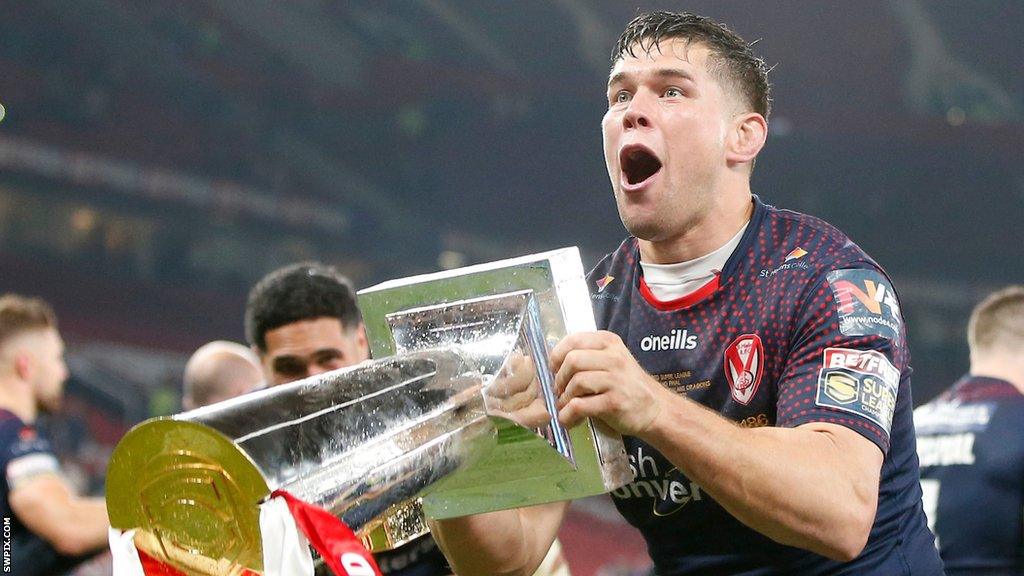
[639,275,720,311]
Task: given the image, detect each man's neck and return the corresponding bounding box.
[0,377,37,423]
[639,191,754,265]
[969,356,1024,395]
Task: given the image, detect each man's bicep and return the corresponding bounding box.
[796,421,883,472]
[795,421,883,522]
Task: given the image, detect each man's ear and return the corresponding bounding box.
[356,323,371,360]
[13,351,33,381]
[726,112,768,166]
[251,344,272,375]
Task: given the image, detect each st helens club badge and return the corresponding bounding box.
[724,334,764,405]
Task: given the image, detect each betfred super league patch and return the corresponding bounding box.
[827,269,902,341]
[815,347,899,434]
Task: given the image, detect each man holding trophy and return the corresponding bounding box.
[431,11,943,576]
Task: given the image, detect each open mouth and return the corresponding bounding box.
[619,145,663,186]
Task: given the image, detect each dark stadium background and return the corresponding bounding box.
[1,2,1020,574]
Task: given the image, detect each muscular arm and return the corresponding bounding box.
[645,396,881,560]
[9,473,110,556]
[554,331,882,561]
[428,501,567,576]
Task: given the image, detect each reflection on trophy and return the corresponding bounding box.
[105,248,633,575]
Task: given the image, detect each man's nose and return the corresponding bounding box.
[307,364,331,377]
[623,92,654,130]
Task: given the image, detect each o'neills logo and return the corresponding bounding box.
[640,328,698,351]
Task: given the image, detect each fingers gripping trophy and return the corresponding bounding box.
[105,248,633,576]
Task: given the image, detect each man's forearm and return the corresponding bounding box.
[74,497,110,549]
[55,497,110,555]
[642,395,879,561]
[11,476,110,556]
[429,502,566,576]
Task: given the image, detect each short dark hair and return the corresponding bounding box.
[0,294,57,348]
[611,11,771,119]
[245,262,362,352]
[968,285,1024,355]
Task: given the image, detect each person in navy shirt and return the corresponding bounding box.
[0,294,109,575]
[915,286,1024,575]
[431,11,943,575]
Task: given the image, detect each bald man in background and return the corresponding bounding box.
[182,340,263,410]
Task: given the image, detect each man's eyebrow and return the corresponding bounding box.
[653,68,696,82]
[607,67,696,89]
[607,70,630,89]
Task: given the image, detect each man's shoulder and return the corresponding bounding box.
[989,387,1024,427]
[0,416,54,465]
[748,202,910,353]
[587,237,636,281]
[586,238,638,329]
[0,411,29,451]
[914,377,1024,437]
[750,203,897,316]
[762,202,883,275]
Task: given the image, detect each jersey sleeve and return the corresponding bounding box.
[775,264,909,454]
[2,423,60,491]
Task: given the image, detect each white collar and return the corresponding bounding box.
[639,222,748,301]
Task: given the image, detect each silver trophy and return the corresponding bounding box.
[106,247,633,575]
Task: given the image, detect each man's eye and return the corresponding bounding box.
[273,359,307,376]
[614,91,631,104]
[664,87,683,98]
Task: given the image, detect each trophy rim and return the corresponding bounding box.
[106,417,269,574]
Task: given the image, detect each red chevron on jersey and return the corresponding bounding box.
[784,247,807,261]
[724,334,763,405]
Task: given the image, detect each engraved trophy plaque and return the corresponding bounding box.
[106,247,633,574]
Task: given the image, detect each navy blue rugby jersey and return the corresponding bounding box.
[915,375,1024,575]
[588,196,943,575]
[0,409,92,576]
